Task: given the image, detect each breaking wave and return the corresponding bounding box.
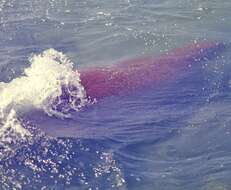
[0,50,125,190]
[0,49,88,118]
[0,49,89,152]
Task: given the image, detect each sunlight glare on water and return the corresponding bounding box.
[0,0,231,190]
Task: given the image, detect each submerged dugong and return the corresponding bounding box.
[23,41,226,138]
[79,42,225,100]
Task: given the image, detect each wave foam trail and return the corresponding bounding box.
[0,49,88,142]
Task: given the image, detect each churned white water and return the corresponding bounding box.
[0,49,88,158]
[0,49,87,119]
[0,0,231,190]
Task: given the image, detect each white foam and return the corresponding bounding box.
[0,48,87,117]
[0,49,88,139]
[0,109,30,137]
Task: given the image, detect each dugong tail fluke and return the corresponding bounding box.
[80,42,225,99]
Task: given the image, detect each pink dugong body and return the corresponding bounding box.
[25,42,226,138]
[79,42,225,100]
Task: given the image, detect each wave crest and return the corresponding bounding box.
[0,48,88,119]
[0,48,89,151]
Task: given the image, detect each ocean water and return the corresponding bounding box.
[0,0,231,190]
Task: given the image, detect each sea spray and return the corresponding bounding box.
[0,48,88,119]
[0,49,88,156]
[0,109,34,160]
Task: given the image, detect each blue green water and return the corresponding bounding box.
[0,0,231,189]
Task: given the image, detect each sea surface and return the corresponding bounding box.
[0,0,231,189]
